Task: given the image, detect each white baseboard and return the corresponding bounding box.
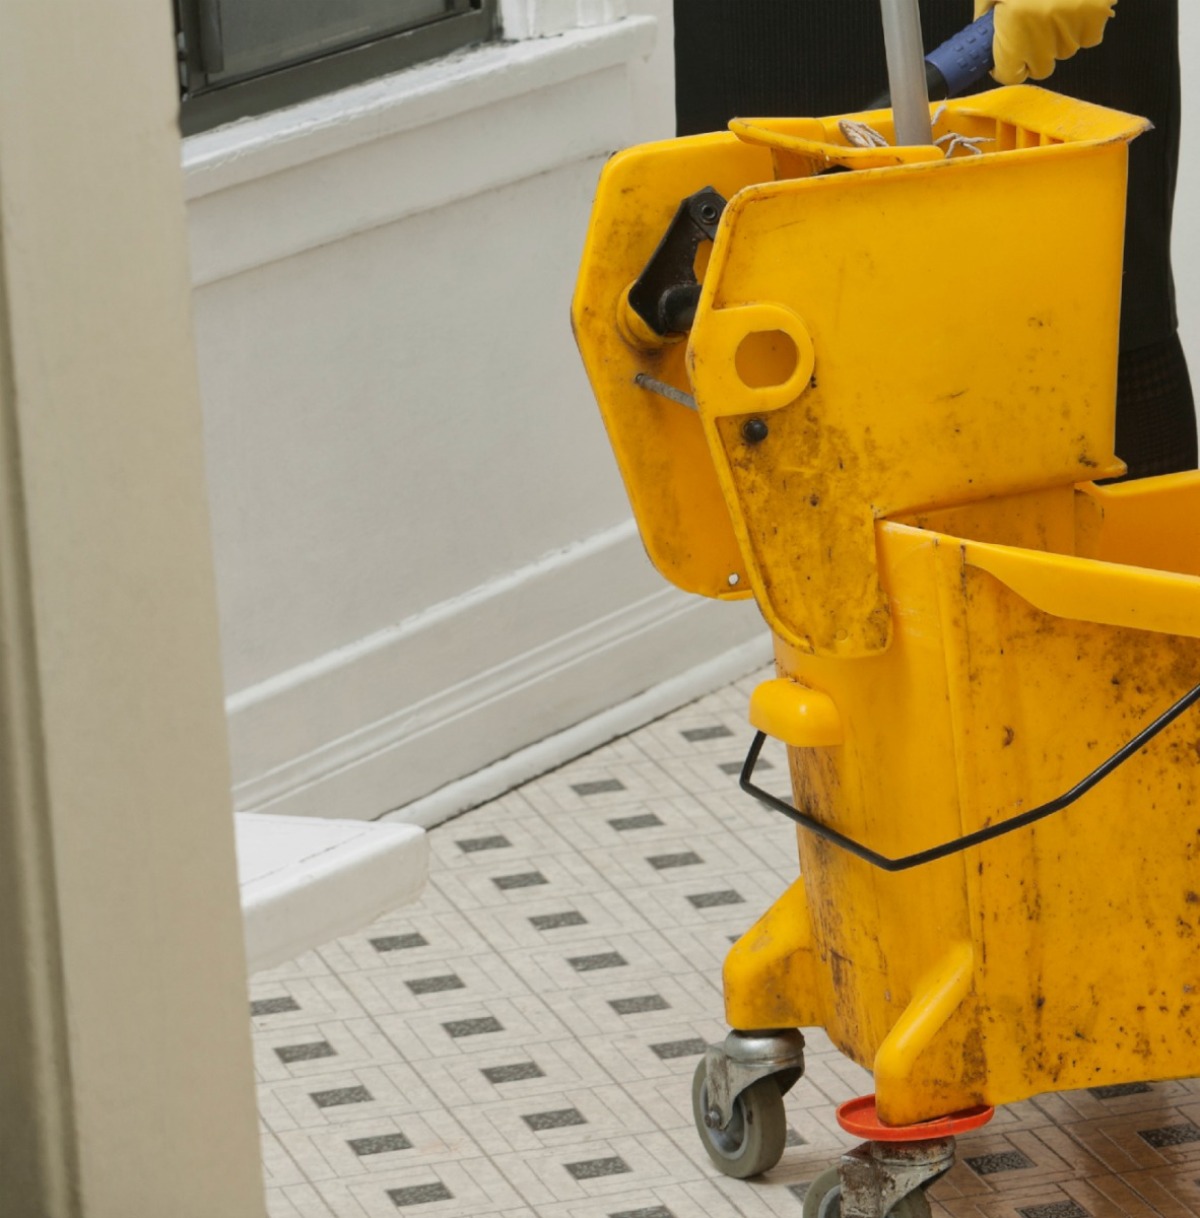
[227,520,768,822]
[385,632,771,829]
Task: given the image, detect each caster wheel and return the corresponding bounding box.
[801,1166,933,1218]
[691,1057,787,1179]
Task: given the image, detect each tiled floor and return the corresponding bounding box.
[250,669,1200,1218]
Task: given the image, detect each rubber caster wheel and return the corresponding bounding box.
[801,1166,933,1218]
[691,1057,787,1179]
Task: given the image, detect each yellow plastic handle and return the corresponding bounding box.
[749,678,843,748]
[690,303,816,417]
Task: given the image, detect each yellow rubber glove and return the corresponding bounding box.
[974,0,1117,84]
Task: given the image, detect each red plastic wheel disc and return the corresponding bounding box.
[836,1095,995,1142]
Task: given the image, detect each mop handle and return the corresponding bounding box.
[880,0,934,144]
[871,10,998,116]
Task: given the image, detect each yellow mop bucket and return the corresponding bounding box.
[573,84,1200,1180]
[737,476,1200,1128]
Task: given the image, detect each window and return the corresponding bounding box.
[176,0,499,134]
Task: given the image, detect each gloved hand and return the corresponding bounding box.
[974,0,1117,84]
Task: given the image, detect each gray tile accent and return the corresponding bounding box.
[647,851,703,870]
[530,911,587,931]
[348,1133,412,1156]
[493,872,548,891]
[572,779,626,796]
[649,1038,706,1060]
[565,1157,631,1180]
[251,996,300,1016]
[1016,1204,1091,1218]
[482,1061,544,1084]
[789,1184,811,1202]
[371,932,428,952]
[310,1085,372,1108]
[387,1182,453,1207]
[522,1108,587,1131]
[965,1150,1035,1176]
[275,1041,336,1064]
[681,725,734,742]
[785,1128,807,1148]
[1089,1082,1152,1099]
[406,974,465,995]
[608,813,662,831]
[687,890,744,908]
[720,759,771,775]
[609,995,669,1016]
[442,1016,503,1038]
[568,952,627,972]
[1138,1122,1200,1148]
[456,834,511,852]
[609,1209,673,1218]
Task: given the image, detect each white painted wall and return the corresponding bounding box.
[185,5,767,826]
[186,2,1199,827]
[1175,5,1199,377]
[625,0,676,138]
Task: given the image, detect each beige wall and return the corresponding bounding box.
[0,2,264,1214]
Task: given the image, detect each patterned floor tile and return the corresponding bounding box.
[486,928,705,1000]
[430,848,619,914]
[334,951,534,1021]
[488,1130,712,1210]
[588,1019,729,1087]
[1120,1166,1200,1216]
[249,975,374,1032]
[521,760,691,820]
[452,1083,655,1158]
[429,1034,623,1117]
[275,1108,476,1183]
[317,908,497,977]
[263,1128,310,1188]
[250,665,1200,1216]
[462,889,656,957]
[255,1017,411,1084]
[428,793,578,866]
[371,994,574,1064]
[543,793,725,855]
[627,870,790,940]
[534,970,721,1042]
[316,1156,524,1217]
[1032,1082,1192,1127]
[259,1062,446,1134]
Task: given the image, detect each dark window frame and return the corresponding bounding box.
[176,0,499,136]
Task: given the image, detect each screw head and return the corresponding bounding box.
[705,1107,723,1129]
[742,418,769,444]
[698,202,719,224]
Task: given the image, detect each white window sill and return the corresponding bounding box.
[182,17,656,202]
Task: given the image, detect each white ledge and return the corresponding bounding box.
[182,17,656,200]
[237,813,428,973]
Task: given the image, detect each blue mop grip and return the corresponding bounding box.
[925,9,996,96]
